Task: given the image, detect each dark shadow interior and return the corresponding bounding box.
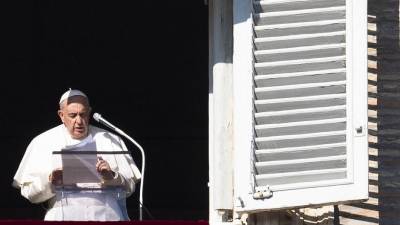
[2,1,208,220]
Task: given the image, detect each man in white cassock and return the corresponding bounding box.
[12,89,141,221]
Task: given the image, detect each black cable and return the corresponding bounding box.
[137,200,156,220]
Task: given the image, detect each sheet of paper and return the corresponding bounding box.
[58,141,101,185]
[62,153,102,185]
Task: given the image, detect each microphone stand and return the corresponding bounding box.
[93,113,145,221]
[115,129,145,221]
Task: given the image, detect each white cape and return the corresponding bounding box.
[13,124,141,221]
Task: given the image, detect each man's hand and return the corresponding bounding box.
[96,156,115,180]
[49,168,63,185]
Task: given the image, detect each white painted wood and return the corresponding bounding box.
[255,31,345,42]
[255,80,346,92]
[255,105,346,117]
[256,0,330,4]
[256,6,345,18]
[255,68,346,79]
[255,11,345,26]
[256,51,345,63]
[209,1,235,224]
[256,168,347,179]
[255,62,345,75]
[256,168,346,183]
[255,93,346,104]
[255,0,345,15]
[257,123,345,137]
[256,74,346,88]
[255,56,345,67]
[255,130,346,142]
[256,111,346,125]
[256,24,345,40]
[255,43,345,55]
[256,142,346,155]
[255,178,351,193]
[255,19,346,30]
[257,136,346,150]
[255,0,342,6]
[256,86,346,100]
[256,100,346,112]
[256,118,346,129]
[255,155,346,167]
[232,0,254,214]
[231,0,368,214]
[209,0,234,214]
[347,0,368,192]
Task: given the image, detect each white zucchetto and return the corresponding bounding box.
[59,88,88,104]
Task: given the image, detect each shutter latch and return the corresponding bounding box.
[355,125,365,136]
[253,186,273,199]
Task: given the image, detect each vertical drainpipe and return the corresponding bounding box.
[209,0,234,224]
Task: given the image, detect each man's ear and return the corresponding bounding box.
[57,110,64,123]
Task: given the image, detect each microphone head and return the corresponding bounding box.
[93,112,102,122]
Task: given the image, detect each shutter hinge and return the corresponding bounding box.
[253,186,273,199]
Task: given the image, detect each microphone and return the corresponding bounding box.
[92,112,125,135]
[92,112,146,220]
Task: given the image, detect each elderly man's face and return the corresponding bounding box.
[58,96,91,139]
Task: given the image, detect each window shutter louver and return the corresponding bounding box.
[253,0,348,192]
[232,0,368,212]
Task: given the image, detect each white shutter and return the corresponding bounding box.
[233,0,368,212]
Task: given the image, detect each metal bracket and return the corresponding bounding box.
[253,186,273,199]
[233,212,249,225]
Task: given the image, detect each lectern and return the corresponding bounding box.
[49,149,130,221]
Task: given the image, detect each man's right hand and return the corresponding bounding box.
[49,168,63,186]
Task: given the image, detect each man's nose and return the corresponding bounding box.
[76,115,83,124]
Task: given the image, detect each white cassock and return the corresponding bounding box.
[12,124,141,221]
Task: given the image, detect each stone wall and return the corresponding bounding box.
[338,0,400,224]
